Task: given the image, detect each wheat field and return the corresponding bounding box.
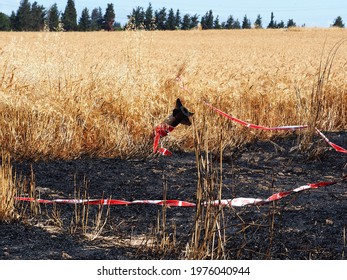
[0,29,346,160]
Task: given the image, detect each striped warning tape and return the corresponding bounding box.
[15,197,196,207]
[204,101,347,154]
[153,123,174,155]
[204,102,309,131]
[15,177,346,207]
[206,179,345,207]
[315,128,347,154]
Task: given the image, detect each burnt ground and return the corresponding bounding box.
[1,132,347,260]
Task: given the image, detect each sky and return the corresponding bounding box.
[0,0,346,27]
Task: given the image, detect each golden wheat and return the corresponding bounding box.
[0,152,18,221]
[0,29,346,160]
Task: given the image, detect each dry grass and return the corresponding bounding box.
[0,152,19,222]
[185,120,227,259]
[0,29,346,160]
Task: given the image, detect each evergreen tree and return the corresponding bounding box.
[79,7,91,31]
[144,2,153,30]
[233,19,241,29]
[190,14,199,29]
[267,12,276,28]
[286,19,296,28]
[206,10,214,29]
[30,1,45,31]
[201,10,213,29]
[47,3,60,31]
[181,14,191,30]
[10,11,19,31]
[91,7,103,31]
[16,0,32,31]
[104,3,115,31]
[175,9,181,29]
[225,15,234,29]
[254,14,262,28]
[127,6,145,29]
[332,16,345,28]
[200,16,205,29]
[242,15,251,29]
[155,7,166,30]
[166,8,175,30]
[0,12,11,31]
[62,0,77,31]
[137,7,145,28]
[276,20,285,28]
[214,15,221,29]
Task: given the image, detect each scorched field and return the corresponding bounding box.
[0,29,346,260]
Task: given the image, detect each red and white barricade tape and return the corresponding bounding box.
[204,101,347,154]
[206,180,342,207]
[157,148,173,156]
[204,101,309,131]
[316,128,347,154]
[15,197,196,207]
[15,177,345,207]
[153,123,175,156]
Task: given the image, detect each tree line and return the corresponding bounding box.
[0,0,117,31]
[0,0,345,31]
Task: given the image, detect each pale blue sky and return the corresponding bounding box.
[0,0,346,27]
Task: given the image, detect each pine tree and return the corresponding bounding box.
[206,10,214,29]
[155,8,166,30]
[267,12,276,28]
[225,15,234,29]
[137,7,145,28]
[16,0,32,31]
[277,20,285,28]
[79,8,91,31]
[181,14,191,30]
[242,15,251,29]
[233,19,241,29]
[190,14,199,29]
[214,15,221,29]
[144,3,153,30]
[254,14,262,28]
[127,6,145,29]
[91,7,103,31]
[10,11,19,31]
[166,8,175,30]
[62,0,77,31]
[332,16,345,28]
[201,10,213,29]
[287,19,296,28]
[104,3,115,31]
[0,12,11,31]
[47,3,60,31]
[30,1,45,31]
[175,9,181,29]
[200,16,206,29]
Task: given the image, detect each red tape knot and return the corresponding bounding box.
[153,123,174,154]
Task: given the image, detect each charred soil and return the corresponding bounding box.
[1,132,347,260]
